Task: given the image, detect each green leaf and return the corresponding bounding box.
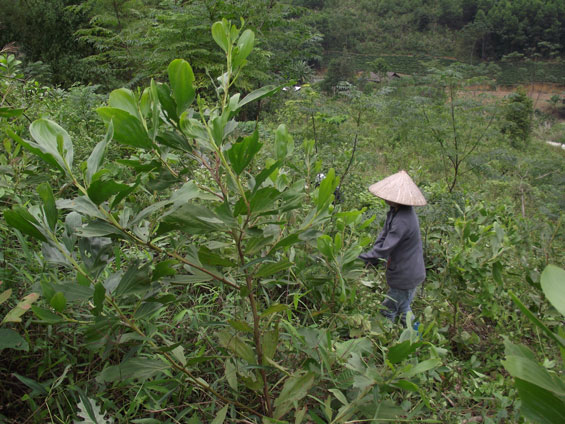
[96,358,169,383]
[316,235,334,260]
[37,183,58,231]
[260,304,288,319]
[3,206,48,242]
[86,123,112,185]
[211,405,229,424]
[541,265,565,316]
[316,169,338,211]
[152,260,178,281]
[49,292,67,312]
[162,203,225,234]
[492,261,503,285]
[236,85,283,111]
[227,130,262,174]
[0,329,29,351]
[273,372,316,419]
[1,293,39,324]
[198,247,236,267]
[503,355,565,396]
[156,82,179,122]
[97,107,153,149]
[6,127,64,173]
[212,20,229,53]
[233,29,255,68]
[399,358,441,378]
[256,260,292,278]
[252,161,282,194]
[274,124,293,160]
[515,378,565,424]
[93,283,105,316]
[261,329,279,361]
[31,306,63,324]
[30,119,74,170]
[387,340,423,364]
[0,107,25,118]
[13,373,48,396]
[168,59,196,116]
[115,264,152,297]
[87,179,131,206]
[109,88,141,120]
[228,319,253,333]
[217,330,256,364]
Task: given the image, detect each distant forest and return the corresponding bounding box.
[1,0,564,88]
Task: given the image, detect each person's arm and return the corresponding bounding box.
[359,216,406,265]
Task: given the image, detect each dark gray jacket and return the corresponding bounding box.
[359,205,426,290]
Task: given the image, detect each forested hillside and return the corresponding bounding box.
[1,1,564,423]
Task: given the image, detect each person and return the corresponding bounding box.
[358,170,426,326]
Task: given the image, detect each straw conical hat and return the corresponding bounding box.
[368,170,427,206]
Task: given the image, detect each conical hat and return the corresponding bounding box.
[368,170,427,206]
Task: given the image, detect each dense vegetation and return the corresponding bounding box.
[1,1,564,423]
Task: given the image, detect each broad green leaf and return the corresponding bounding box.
[273,372,316,419]
[252,161,282,194]
[49,292,66,312]
[492,261,503,285]
[541,265,565,316]
[217,330,256,364]
[233,29,255,68]
[256,260,292,278]
[515,378,565,424]
[227,130,262,174]
[198,247,237,267]
[211,21,229,53]
[234,187,281,216]
[37,182,57,230]
[262,329,279,361]
[399,358,441,378]
[57,197,105,219]
[162,203,225,234]
[260,304,288,319]
[387,340,423,364]
[31,306,63,324]
[228,319,253,333]
[316,169,338,211]
[109,88,141,120]
[87,179,131,205]
[115,264,152,297]
[2,293,39,324]
[236,85,283,111]
[156,82,179,122]
[0,107,25,118]
[4,206,48,242]
[97,107,153,149]
[316,235,334,260]
[0,329,29,351]
[92,283,105,316]
[503,355,565,396]
[152,260,178,281]
[13,373,48,396]
[168,59,195,116]
[211,405,229,424]
[96,358,169,383]
[30,119,73,169]
[274,124,293,160]
[6,127,64,172]
[157,130,192,152]
[86,123,112,185]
